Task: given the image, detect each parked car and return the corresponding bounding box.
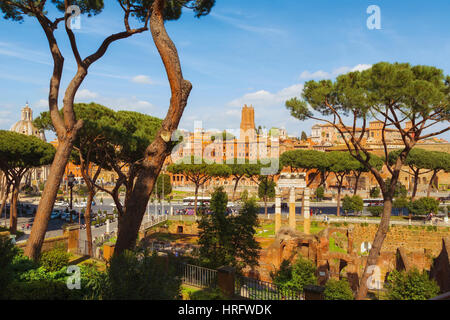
[50,210,61,219]
[55,200,69,206]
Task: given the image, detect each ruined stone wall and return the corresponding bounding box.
[17,235,69,252]
[350,224,450,257]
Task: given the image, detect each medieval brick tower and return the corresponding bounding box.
[240,104,256,135]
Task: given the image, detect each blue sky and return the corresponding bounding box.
[1,0,450,141]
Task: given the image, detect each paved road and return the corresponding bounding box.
[3,194,448,243]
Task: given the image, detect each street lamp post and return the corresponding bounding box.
[68,172,75,224]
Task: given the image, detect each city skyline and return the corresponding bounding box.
[1,0,450,141]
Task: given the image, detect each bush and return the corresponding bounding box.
[39,245,70,272]
[103,250,181,300]
[367,206,383,217]
[189,288,227,300]
[342,195,363,214]
[408,197,439,216]
[7,280,78,300]
[315,187,325,201]
[271,257,317,292]
[324,279,354,300]
[385,269,440,300]
[0,237,19,299]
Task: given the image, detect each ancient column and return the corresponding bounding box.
[289,187,296,230]
[303,187,311,235]
[275,187,282,235]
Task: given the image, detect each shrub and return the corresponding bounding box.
[315,187,325,201]
[0,237,19,299]
[7,280,77,300]
[103,250,181,300]
[408,197,439,216]
[39,245,70,272]
[342,195,363,214]
[271,257,317,292]
[385,269,440,300]
[189,288,227,300]
[324,279,354,300]
[367,206,383,217]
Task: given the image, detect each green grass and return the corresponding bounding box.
[255,222,325,237]
[329,236,347,253]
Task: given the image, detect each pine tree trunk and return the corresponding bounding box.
[353,173,361,195]
[0,183,11,224]
[85,191,94,257]
[356,196,392,300]
[427,171,438,198]
[114,0,192,256]
[336,186,341,217]
[24,138,74,261]
[264,197,268,216]
[194,184,199,216]
[411,171,419,200]
[9,182,19,233]
[232,177,240,201]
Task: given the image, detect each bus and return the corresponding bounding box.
[182,196,211,206]
[363,198,384,207]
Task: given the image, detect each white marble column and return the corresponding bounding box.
[275,187,282,235]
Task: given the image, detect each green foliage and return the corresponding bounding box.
[342,195,364,213]
[0,237,19,298]
[315,186,324,200]
[370,187,381,198]
[258,177,276,201]
[408,197,440,216]
[271,257,317,292]
[324,279,354,300]
[240,189,249,202]
[301,131,308,141]
[103,250,181,300]
[385,269,440,300]
[7,280,79,300]
[388,149,450,188]
[385,178,408,198]
[154,174,172,199]
[189,288,228,300]
[280,149,330,174]
[168,158,231,183]
[197,188,261,271]
[35,103,163,202]
[0,130,55,170]
[0,0,216,23]
[39,245,70,272]
[367,206,383,217]
[393,197,410,209]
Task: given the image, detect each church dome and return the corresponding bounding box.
[10,103,47,141]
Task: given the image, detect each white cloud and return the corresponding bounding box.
[75,89,99,100]
[132,75,155,85]
[36,99,49,108]
[211,13,286,36]
[299,64,372,80]
[228,84,304,108]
